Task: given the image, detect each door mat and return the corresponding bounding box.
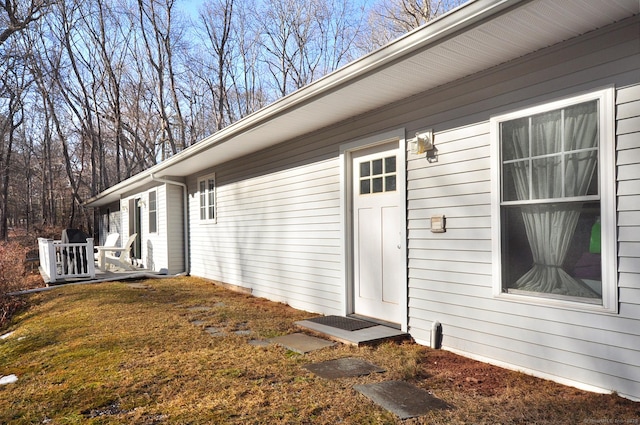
[354,380,452,419]
[304,315,376,331]
[303,357,385,379]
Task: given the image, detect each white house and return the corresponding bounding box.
[84,0,640,401]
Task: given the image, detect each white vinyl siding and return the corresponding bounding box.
[166,184,185,274]
[617,84,640,308]
[189,157,343,315]
[405,18,640,400]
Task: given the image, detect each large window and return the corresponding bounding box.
[198,174,216,222]
[491,89,616,311]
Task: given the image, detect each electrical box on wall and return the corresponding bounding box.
[431,215,446,233]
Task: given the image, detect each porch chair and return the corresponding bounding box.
[94,233,119,268]
[98,233,137,271]
[99,233,120,250]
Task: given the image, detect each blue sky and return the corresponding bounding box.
[178,0,203,18]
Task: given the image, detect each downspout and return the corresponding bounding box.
[150,174,190,275]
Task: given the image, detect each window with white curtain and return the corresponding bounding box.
[198,174,216,222]
[492,89,616,311]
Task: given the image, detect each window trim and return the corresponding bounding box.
[490,88,617,313]
[198,173,217,223]
[148,190,158,234]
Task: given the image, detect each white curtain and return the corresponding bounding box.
[505,102,599,298]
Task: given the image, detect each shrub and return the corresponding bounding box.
[0,241,30,329]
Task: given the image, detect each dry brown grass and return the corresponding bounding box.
[0,277,637,424]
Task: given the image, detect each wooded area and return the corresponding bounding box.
[0,0,462,240]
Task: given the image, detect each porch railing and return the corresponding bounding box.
[38,238,96,283]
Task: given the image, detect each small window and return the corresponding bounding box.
[198,174,216,222]
[491,89,616,312]
[148,191,157,233]
[359,155,397,195]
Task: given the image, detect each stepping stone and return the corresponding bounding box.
[269,333,335,354]
[187,306,212,312]
[191,320,206,326]
[234,330,252,336]
[205,327,225,337]
[126,282,149,289]
[303,357,385,379]
[354,380,451,419]
[248,339,270,347]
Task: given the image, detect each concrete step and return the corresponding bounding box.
[295,316,409,346]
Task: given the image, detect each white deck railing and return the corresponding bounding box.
[38,238,96,283]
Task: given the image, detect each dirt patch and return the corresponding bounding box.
[427,349,516,397]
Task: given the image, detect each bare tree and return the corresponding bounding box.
[197,0,235,131]
[224,1,267,119]
[358,0,465,51]
[258,0,365,98]
[0,0,468,238]
[0,0,52,46]
[81,0,132,188]
[135,0,187,158]
[0,44,30,239]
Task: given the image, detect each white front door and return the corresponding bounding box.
[352,142,403,323]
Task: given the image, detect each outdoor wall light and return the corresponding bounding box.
[408,130,434,155]
[137,199,146,208]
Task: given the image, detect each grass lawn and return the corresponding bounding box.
[0,277,637,424]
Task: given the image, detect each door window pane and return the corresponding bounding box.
[385,176,396,192]
[372,159,383,175]
[372,177,383,193]
[360,179,370,194]
[385,156,396,173]
[360,162,370,177]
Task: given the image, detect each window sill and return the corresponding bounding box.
[495,289,617,314]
